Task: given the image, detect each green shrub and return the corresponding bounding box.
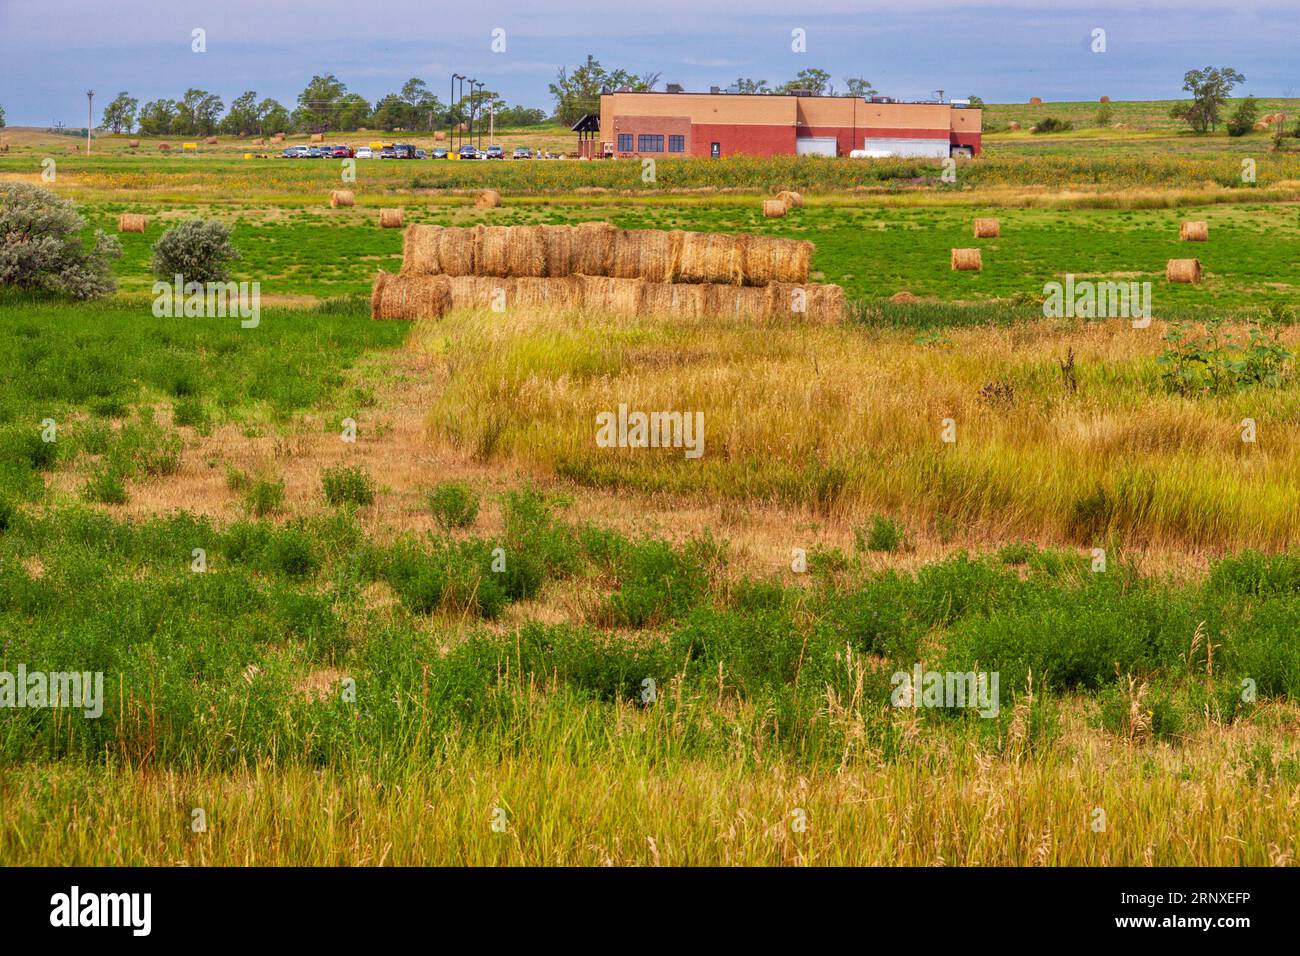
[1032,117,1074,134]
[89,395,130,419]
[172,396,209,430]
[150,218,240,284]
[82,468,128,505]
[243,478,285,517]
[0,497,14,532]
[0,183,121,299]
[321,465,376,507]
[998,542,1039,566]
[857,514,906,553]
[427,481,480,530]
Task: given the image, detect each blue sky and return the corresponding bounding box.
[2,0,1297,126]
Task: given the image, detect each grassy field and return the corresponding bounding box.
[2,100,1299,866]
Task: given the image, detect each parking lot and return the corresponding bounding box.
[281,142,562,160]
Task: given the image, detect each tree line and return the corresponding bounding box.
[99,76,546,137]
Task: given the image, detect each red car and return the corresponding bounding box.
[328,145,354,158]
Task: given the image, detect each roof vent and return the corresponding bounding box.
[666,83,684,93]
[709,86,721,94]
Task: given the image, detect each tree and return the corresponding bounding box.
[0,183,121,299]
[398,78,441,131]
[221,91,261,135]
[1226,95,1260,137]
[1170,66,1245,133]
[548,56,658,125]
[257,99,291,136]
[967,94,985,108]
[101,92,138,134]
[137,99,179,135]
[334,93,372,131]
[1096,103,1114,127]
[370,94,408,131]
[177,89,223,135]
[495,105,546,127]
[845,77,877,99]
[0,103,5,128]
[733,78,770,94]
[778,69,832,96]
[295,74,347,131]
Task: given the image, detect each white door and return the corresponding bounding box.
[863,137,951,159]
[795,136,838,157]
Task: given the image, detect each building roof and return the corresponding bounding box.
[571,113,600,132]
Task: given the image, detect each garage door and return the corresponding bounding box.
[862,137,951,159]
[795,136,838,157]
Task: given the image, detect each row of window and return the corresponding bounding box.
[617,133,685,153]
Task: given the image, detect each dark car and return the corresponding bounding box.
[485,144,504,159]
[458,144,478,160]
[431,147,448,159]
[393,143,417,159]
[281,146,308,159]
[305,146,326,158]
[512,147,532,160]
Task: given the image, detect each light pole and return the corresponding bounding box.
[466,79,478,151]
[451,74,464,150]
[86,90,95,154]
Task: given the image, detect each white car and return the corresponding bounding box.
[355,146,373,159]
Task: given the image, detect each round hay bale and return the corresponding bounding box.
[251,138,264,146]
[1167,259,1202,284]
[1253,120,1270,132]
[329,190,355,208]
[1099,96,1110,103]
[570,222,618,277]
[475,189,502,209]
[379,208,405,229]
[0,144,8,153]
[973,217,1001,238]
[951,248,983,271]
[128,139,140,148]
[370,271,452,321]
[402,224,481,276]
[1006,121,1021,131]
[204,136,218,145]
[159,143,171,151]
[762,199,787,218]
[890,291,920,303]
[66,144,79,153]
[481,224,547,277]
[1179,221,1208,242]
[434,131,447,141]
[310,133,324,143]
[1029,96,1043,105]
[775,190,804,209]
[117,214,147,233]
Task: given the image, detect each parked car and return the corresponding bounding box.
[306,146,327,158]
[415,149,426,159]
[380,146,397,159]
[280,146,310,158]
[431,147,448,159]
[458,144,478,159]
[328,145,353,158]
[485,144,504,160]
[393,143,417,159]
[512,147,532,160]
[355,146,373,159]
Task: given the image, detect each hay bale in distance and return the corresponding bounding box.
[204,136,218,145]
[1099,95,1110,103]
[775,190,804,208]
[1253,120,1270,132]
[762,199,787,218]
[951,248,983,271]
[117,214,147,233]
[475,189,502,209]
[159,143,171,151]
[329,190,356,208]
[128,139,140,148]
[973,217,1000,238]
[1006,121,1021,131]
[0,144,8,153]
[890,291,920,303]
[379,208,405,228]
[66,144,79,153]
[1179,221,1208,242]
[1029,96,1043,105]
[310,133,324,143]
[251,138,264,146]
[1167,259,1202,284]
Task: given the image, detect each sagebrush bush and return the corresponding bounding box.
[427,481,480,530]
[0,183,121,299]
[150,218,240,284]
[321,465,376,506]
[244,478,285,517]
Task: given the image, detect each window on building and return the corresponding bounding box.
[617,133,633,152]
[668,135,685,153]
[637,134,664,152]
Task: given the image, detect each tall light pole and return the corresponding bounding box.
[466,79,478,151]
[86,90,95,155]
[451,74,464,150]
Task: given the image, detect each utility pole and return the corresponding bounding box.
[489,99,494,144]
[86,90,95,154]
[451,74,464,151]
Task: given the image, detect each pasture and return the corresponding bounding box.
[2,105,1299,865]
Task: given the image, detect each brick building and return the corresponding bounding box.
[575,90,981,160]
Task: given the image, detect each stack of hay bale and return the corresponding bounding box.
[371,223,845,323]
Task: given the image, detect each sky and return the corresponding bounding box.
[2,0,1298,126]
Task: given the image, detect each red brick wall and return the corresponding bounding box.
[607,114,692,158]
[950,132,983,156]
[689,123,794,157]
